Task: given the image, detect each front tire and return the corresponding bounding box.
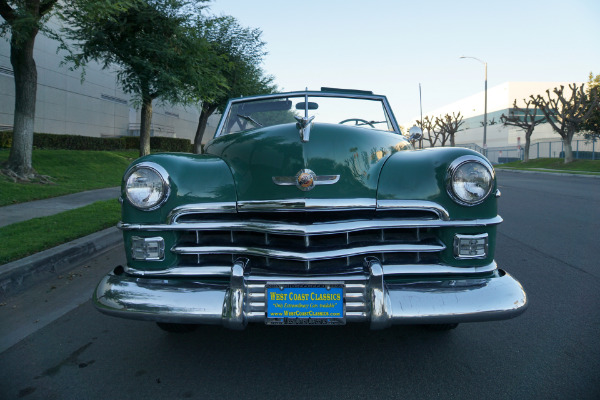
[424,323,459,331]
[156,322,197,333]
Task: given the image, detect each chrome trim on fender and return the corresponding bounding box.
[167,202,237,224]
[376,200,451,220]
[118,216,503,234]
[237,198,376,212]
[171,242,446,261]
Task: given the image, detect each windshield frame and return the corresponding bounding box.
[214,90,401,138]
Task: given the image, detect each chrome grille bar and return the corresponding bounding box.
[118,215,503,233]
[172,242,445,262]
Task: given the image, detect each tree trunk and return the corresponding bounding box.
[562,137,574,164]
[523,127,533,163]
[450,133,455,147]
[6,31,38,178]
[139,95,153,157]
[193,103,217,154]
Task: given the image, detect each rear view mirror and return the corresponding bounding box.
[295,102,319,110]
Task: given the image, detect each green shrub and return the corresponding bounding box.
[0,131,12,148]
[150,136,192,152]
[1,131,192,152]
[34,133,127,150]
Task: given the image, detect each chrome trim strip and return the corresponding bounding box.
[125,265,233,277]
[496,189,502,198]
[246,274,368,282]
[376,200,451,220]
[118,216,502,233]
[236,198,376,212]
[166,202,237,224]
[383,261,497,275]
[123,262,498,278]
[171,242,446,261]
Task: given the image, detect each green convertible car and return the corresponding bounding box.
[94,88,527,331]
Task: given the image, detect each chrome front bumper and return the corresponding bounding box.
[93,259,528,329]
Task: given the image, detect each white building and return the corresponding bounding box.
[416,81,583,149]
[0,22,220,143]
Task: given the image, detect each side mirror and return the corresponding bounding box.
[408,126,423,142]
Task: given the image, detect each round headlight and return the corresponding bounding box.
[124,163,170,210]
[447,156,494,206]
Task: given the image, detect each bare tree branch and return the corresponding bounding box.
[533,83,599,163]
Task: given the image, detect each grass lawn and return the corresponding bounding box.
[0,199,121,265]
[0,149,138,206]
[497,158,600,174]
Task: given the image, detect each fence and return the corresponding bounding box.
[458,139,598,164]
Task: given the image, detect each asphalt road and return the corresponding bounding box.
[1,171,599,400]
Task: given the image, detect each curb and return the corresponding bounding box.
[0,227,123,300]
[496,169,600,179]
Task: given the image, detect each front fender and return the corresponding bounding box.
[121,153,237,224]
[377,147,498,220]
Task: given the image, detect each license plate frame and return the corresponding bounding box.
[265,283,345,326]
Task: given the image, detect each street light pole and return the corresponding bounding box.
[460,56,488,155]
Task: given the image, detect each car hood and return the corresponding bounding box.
[204,123,410,206]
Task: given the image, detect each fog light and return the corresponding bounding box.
[131,236,165,260]
[454,234,488,259]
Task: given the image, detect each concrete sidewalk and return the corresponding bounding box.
[0,187,123,299]
[0,187,120,228]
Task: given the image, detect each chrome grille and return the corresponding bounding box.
[171,210,445,274]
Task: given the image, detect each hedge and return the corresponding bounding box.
[0,131,192,152]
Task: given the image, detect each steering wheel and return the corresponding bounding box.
[339,118,375,128]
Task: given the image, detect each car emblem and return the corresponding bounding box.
[272,169,340,191]
[296,169,316,191]
[294,115,315,142]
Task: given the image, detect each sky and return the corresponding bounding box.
[207,0,600,126]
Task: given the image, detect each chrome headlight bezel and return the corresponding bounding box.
[446,155,494,206]
[124,162,170,211]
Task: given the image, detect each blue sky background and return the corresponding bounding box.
[208,0,600,125]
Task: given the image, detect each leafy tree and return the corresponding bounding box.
[0,0,58,180]
[577,72,600,141]
[190,15,276,153]
[533,83,598,163]
[500,98,546,162]
[61,0,221,156]
[435,112,464,147]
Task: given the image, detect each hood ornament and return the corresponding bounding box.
[294,115,315,142]
[273,169,340,192]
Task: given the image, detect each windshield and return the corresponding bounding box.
[220,94,395,135]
